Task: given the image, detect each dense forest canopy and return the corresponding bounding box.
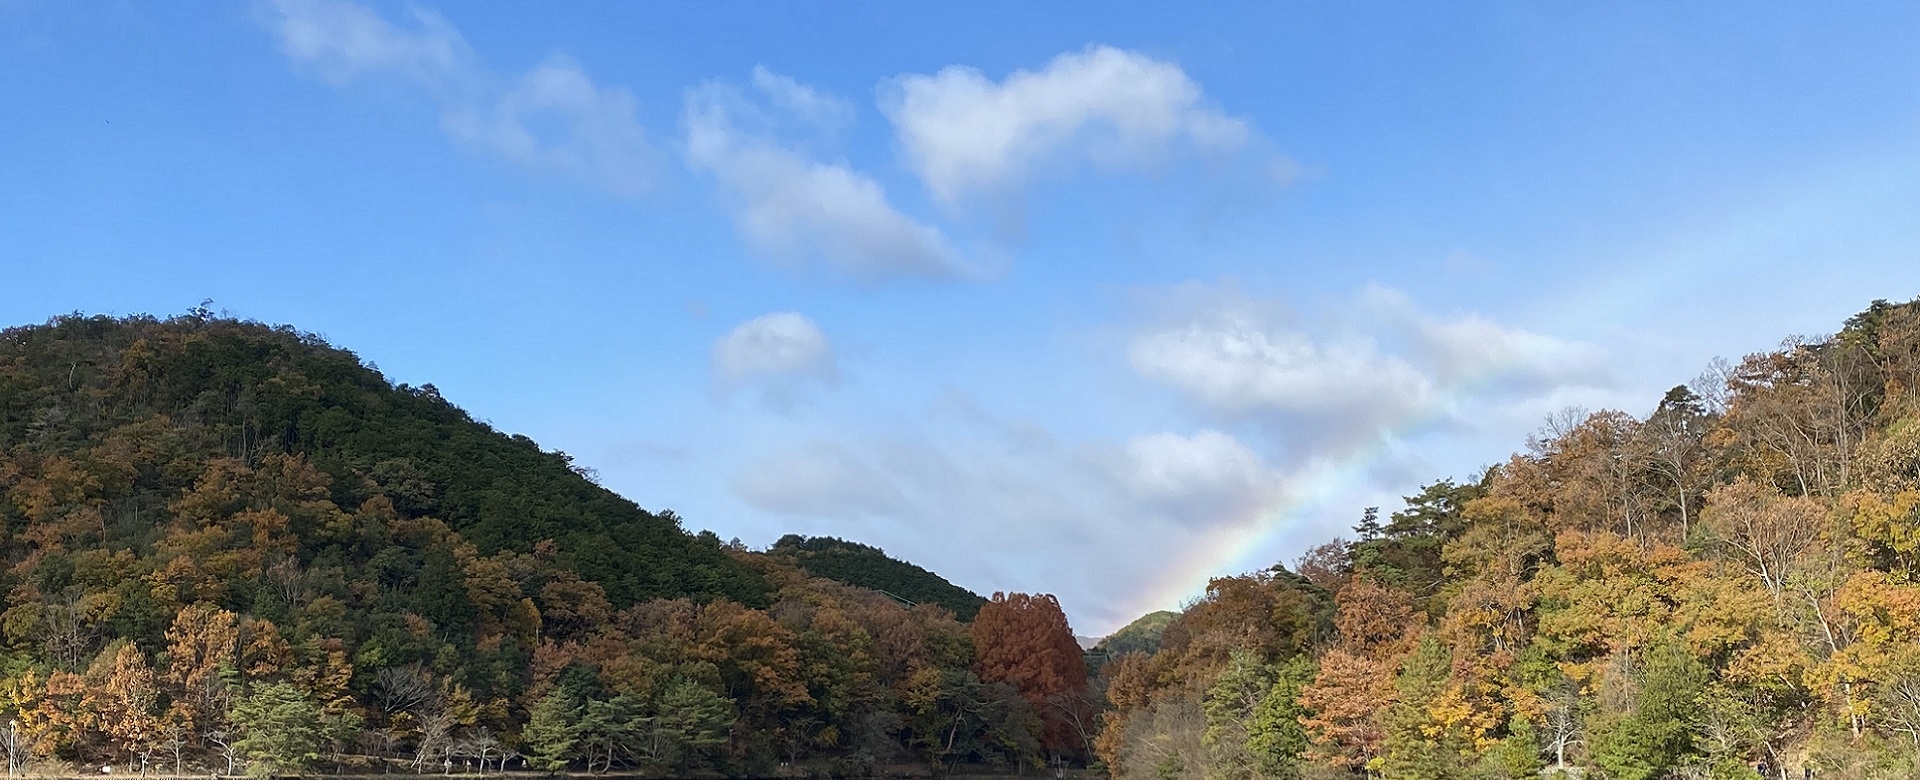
[0,311,764,607]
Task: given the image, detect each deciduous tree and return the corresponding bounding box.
[971,592,1089,756]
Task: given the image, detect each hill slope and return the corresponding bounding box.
[0,311,1057,777]
[0,312,767,608]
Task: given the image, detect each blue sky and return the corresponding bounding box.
[5,1,1920,633]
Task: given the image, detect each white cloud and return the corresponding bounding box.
[1130,284,1616,451]
[881,45,1250,204]
[684,74,967,279]
[1359,285,1611,391]
[264,0,655,195]
[1130,311,1435,431]
[716,289,1624,633]
[1122,430,1281,525]
[267,0,472,88]
[713,312,835,382]
[441,56,654,195]
[712,312,836,410]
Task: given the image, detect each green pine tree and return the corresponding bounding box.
[1589,639,1708,780]
[652,679,735,771]
[1246,655,1317,780]
[1379,636,1472,780]
[521,691,582,770]
[1479,714,1545,780]
[230,682,327,777]
[1203,650,1278,780]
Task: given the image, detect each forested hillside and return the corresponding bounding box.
[768,535,988,621]
[0,312,1089,777]
[1096,298,1920,780]
[11,298,1920,780]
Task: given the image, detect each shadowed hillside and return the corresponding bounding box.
[768,534,989,620]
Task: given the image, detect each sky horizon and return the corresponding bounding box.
[6,1,1920,634]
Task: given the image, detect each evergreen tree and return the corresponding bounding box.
[652,679,734,771]
[574,694,645,772]
[1202,650,1278,780]
[1245,655,1316,780]
[1379,636,1472,780]
[1479,715,1545,780]
[520,691,580,770]
[229,682,326,777]
[1589,640,1707,780]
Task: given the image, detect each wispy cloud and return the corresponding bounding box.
[749,66,854,132]
[263,0,655,195]
[1129,283,1618,452]
[732,440,912,520]
[881,45,1251,205]
[683,71,969,279]
[1131,308,1436,438]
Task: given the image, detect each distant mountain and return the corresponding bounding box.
[768,534,989,620]
[1093,610,1178,657]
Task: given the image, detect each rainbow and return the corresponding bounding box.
[1108,141,1920,628]
[1106,293,1603,624]
[1114,416,1429,623]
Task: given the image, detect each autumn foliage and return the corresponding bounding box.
[1096,297,1920,780]
[0,313,1039,777]
[16,298,1920,779]
[972,592,1092,754]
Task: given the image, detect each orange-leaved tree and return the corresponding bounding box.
[971,592,1090,757]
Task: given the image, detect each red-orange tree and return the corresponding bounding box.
[970,592,1090,757]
